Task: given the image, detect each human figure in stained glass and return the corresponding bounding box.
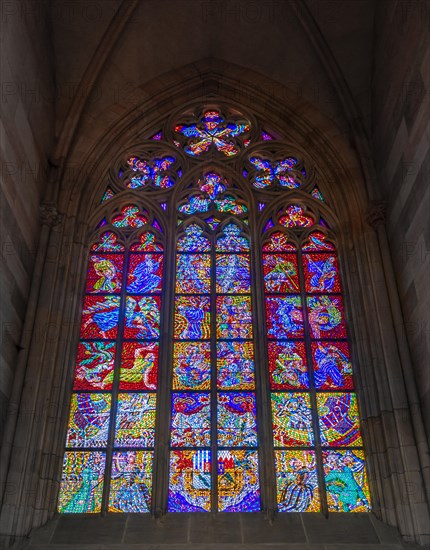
[307,256,336,291]
[82,297,119,338]
[307,297,342,338]
[269,299,303,337]
[264,257,298,292]
[76,342,115,389]
[178,301,206,339]
[91,256,119,292]
[279,456,316,512]
[61,454,104,513]
[110,453,151,512]
[175,344,208,388]
[272,345,307,388]
[125,297,159,339]
[325,453,370,511]
[127,256,161,293]
[314,343,351,388]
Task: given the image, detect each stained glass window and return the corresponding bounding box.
[59,106,370,518]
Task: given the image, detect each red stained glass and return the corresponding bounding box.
[303,254,341,293]
[120,342,158,390]
[263,254,299,293]
[278,205,313,228]
[124,296,160,339]
[306,296,346,339]
[130,233,163,252]
[262,232,296,252]
[312,342,353,390]
[268,341,309,390]
[265,296,304,339]
[302,231,335,251]
[112,205,148,228]
[86,254,123,294]
[74,342,116,391]
[91,232,124,252]
[127,254,163,294]
[80,296,120,340]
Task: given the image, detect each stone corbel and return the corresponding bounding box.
[365,200,386,230]
[40,203,64,227]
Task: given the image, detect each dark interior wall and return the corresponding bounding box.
[0,0,55,445]
[372,0,430,441]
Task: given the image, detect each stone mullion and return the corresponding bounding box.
[210,231,217,513]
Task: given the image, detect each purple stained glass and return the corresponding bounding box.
[101,188,114,202]
[177,225,211,252]
[114,393,156,447]
[216,253,250,293]
[216,295,253,339]
[218,450,260,512]
[217,341,254,390]
[127,254,163,293]
[216,224,249,252]
[176,254,211,294]
[171,393,211,447]
[317,393,362,447]
[174,295,211,340]
[217,392,257,447]
[249,156,300,189]
[126,155,175,189]
[306,296,346,339]
[265,296,304,339]
[168,450,211,512]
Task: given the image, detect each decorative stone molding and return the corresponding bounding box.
[40,203,64,227]
[365,200,386,229]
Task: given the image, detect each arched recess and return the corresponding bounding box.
[0,66,428,547]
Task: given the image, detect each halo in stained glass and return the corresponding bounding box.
[271,392,314,446]
[262,231,296,252]
[268,341,309,390]
[127,254,163,293]
[112,205,148,228]
[109,451,152,512]
[278,205,314,228]
[176,254,211,294]
[91,232,124,252]
[217,341,255,390]
[216,224,249,252]
[130,233,163,252]
[171,393,211,447]
[168,450,211,512]
[177,224,210,252]
[173,342,211,390]
[317,393,362,446]
[323,450,371,511]
[80,295,120,340]
[58,451,106,513]
[265,296,304,339]
[65,393,111,448]
[124,296,160,339]
[217,392,257,447]
[306,296,346,339]
[312,341,353,390]
[86,254,123,294]
[120,342,158,390]
[303,253,341,293]
[216,295,253,339]
[114,393,156,447]
[275,451,320,512]
[216,253,250,293]
[263,253,299,293]
[73,342,116,391]
[174,295,211,340]
[302,231,335,251]
[217,450,260,512]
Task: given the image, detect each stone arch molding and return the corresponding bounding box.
[0,70,428,548]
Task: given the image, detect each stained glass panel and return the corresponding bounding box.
[74,342,116,391]
[130,233,163,252]
[114,393,156,447]
[175,254,211,294]
[80,296,120,340]
[124,296,160,339]
[262,232,296,252]
[323,450,371,511]
[275,451,320,512]
[168,450,211,512]
[127,254,163,293]
[265,296,304,339]
[173,342,211,390]
[249,157,300,189]
[216,253,250,293]
[216,224,249,252]
[171,393,211,447]
[66,394,111,447]
[217,392,257,447]
[216,295,253,339]
[218,450,260,511]
[317,393,362,447]
[108,451,152,512]
[112,205,148,228]
[217,341,255,390]
[302,231,335,251]
[268,341,308,390]
[263,254,299,293]
[271,393,314,446]
[312,342,353,390]
[303,254,341,293]
[120,342,158,390]
[86,254,123,293]
[306,296,346,339]
[177,225,210,252]
[174,296,211,340]
[58,451,106,513]
[91,232,124,252]
[278,205,313,228]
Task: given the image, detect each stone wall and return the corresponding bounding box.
[372,0,430,441]
[0,0,54,444]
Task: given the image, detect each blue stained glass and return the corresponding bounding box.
[216,253,250,293]
[168,450,211,512]
[216,224,249,252]
[217,392,257,447]
[171,393,211,447]
[109,451,152,512]
[177,224,210,252]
